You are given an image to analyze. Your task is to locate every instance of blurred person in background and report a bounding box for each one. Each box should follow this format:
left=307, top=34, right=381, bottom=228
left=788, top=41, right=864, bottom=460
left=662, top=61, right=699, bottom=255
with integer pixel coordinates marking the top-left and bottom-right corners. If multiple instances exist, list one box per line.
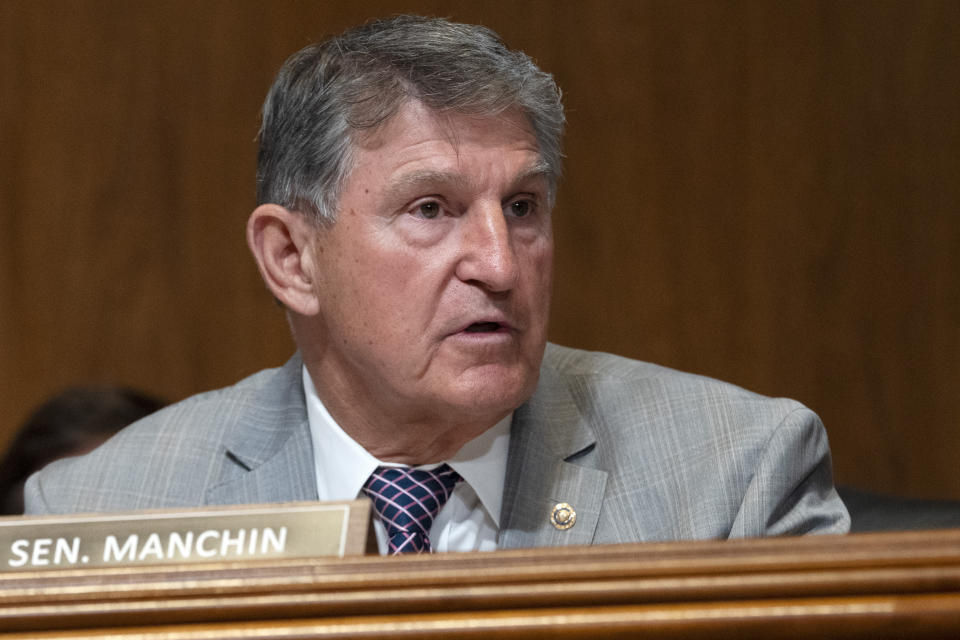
left=0, top=387, right=164, bottom=515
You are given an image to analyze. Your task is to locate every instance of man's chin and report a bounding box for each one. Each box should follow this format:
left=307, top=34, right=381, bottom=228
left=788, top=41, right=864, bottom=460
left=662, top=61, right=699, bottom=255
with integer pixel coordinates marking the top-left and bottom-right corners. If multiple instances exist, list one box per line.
left=440, top=364, right=539, bottom=417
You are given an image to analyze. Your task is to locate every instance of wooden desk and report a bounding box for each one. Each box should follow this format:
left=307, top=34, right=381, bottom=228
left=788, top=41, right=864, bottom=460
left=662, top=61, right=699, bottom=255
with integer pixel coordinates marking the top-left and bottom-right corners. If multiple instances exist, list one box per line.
left=2, top=529, right=959, bottom=638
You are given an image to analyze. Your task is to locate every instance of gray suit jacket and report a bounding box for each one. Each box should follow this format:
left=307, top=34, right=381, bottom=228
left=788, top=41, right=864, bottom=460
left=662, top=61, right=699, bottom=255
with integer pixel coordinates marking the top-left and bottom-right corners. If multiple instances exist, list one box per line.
left=24, top=344, right=850, bottom=545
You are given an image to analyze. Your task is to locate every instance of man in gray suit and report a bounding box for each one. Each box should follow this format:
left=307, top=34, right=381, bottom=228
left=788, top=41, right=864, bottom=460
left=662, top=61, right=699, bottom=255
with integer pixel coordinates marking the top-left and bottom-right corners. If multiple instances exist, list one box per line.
left=25, top=16, right=849, bottom=550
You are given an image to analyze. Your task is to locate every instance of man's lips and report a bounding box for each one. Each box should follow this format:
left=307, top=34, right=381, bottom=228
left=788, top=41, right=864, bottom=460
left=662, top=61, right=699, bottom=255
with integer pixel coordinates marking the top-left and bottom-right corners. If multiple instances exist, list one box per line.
left=463, top=321, right=506, bottom=333
left=450, top=318, right=516, bottom=336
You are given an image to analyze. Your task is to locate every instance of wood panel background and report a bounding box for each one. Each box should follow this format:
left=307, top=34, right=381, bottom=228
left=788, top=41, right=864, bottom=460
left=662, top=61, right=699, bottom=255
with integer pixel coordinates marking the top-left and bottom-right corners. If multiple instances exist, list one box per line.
left=1, top=1, right=958, bottom=499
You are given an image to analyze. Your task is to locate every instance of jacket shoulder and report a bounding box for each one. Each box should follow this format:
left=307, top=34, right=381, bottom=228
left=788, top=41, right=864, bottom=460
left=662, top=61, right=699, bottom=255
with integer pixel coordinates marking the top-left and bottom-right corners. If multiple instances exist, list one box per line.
left=537, top=344, right=845, bottom=540
left=24, top=362, right=290, bottom=515
left=542, top=342, right=803, bottom=417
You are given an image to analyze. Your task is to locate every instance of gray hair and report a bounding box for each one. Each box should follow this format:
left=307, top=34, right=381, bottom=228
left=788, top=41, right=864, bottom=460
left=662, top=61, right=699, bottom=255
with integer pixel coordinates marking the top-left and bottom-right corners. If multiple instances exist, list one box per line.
left=256, top=15, right=565, bottom=225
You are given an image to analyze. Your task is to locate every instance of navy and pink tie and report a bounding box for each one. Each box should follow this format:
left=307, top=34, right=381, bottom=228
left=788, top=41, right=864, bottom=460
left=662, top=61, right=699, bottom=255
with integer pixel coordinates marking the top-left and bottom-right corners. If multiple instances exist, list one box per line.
left=361, top=464, right=462, bottom=554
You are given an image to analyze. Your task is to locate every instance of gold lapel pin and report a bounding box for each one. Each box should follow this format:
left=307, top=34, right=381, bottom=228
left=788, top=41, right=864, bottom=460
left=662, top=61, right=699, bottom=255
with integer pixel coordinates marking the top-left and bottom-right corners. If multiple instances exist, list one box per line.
left=550, top=502, right=577, bottom=530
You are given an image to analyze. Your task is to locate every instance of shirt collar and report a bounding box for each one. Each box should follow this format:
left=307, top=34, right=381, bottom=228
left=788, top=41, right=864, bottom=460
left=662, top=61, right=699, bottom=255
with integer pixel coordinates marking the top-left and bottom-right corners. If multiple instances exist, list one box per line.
left=302, top=366, right=510, bottom=526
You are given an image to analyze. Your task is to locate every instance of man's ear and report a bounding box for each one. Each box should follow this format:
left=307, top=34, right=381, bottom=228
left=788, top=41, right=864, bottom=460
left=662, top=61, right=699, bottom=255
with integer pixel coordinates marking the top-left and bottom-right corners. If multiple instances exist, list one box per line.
left=246, top=204, right=321, bottom=316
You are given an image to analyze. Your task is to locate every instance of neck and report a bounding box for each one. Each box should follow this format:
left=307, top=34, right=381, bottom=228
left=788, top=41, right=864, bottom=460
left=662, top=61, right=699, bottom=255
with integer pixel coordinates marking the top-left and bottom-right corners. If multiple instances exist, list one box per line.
left=304, top=362, right=506, bottom=465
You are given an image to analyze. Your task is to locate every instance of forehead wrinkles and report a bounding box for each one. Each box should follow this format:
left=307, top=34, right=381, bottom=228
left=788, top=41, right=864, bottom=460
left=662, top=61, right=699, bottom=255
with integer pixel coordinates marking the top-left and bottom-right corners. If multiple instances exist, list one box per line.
left=351, top=102, right=547, bottom=201
left=356, top=100, right=537, bottom=155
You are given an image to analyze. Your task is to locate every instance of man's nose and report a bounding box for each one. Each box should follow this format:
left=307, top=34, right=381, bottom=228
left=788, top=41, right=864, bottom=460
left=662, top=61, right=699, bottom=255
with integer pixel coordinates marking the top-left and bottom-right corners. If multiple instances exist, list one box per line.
left=455, top=202, right=519, bottom=292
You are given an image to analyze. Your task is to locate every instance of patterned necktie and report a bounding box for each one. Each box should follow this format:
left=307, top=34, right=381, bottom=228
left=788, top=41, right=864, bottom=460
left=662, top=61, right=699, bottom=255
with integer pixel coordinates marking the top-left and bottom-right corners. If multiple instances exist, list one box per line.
left=361, top=464, right=462, bottom=554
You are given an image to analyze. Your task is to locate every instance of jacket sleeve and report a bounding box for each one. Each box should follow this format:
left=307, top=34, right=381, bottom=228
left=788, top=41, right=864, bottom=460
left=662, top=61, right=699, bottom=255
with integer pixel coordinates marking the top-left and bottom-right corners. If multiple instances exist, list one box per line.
left=729, top=406, right=850, bottom=537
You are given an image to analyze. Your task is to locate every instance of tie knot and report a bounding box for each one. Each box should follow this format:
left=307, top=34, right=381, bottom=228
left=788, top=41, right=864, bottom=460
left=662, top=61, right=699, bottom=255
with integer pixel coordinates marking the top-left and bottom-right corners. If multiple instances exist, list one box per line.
left=362, top=464, right=462, bottom=555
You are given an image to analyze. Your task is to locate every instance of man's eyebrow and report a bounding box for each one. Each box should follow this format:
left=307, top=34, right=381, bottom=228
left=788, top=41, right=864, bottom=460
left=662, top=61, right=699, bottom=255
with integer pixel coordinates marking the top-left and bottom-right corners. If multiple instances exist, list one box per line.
left=383, top=162, right=554, bottom=204
left=509, top=161, right=553, bottom=192
left=384, top=170, right=469, bottom=202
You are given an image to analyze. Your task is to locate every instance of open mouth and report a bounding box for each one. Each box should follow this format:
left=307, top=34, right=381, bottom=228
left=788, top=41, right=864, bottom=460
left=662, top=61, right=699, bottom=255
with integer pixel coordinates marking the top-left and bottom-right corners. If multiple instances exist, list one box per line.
left=464, top=322, right=503, bottom=333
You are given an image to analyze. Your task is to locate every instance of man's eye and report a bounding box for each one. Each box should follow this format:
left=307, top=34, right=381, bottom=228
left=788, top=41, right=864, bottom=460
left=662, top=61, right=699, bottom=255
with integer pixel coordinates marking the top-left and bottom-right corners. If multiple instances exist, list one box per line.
left=415, top=202, right=442, bottom=219
left=509, top=200, right=534, bottom=217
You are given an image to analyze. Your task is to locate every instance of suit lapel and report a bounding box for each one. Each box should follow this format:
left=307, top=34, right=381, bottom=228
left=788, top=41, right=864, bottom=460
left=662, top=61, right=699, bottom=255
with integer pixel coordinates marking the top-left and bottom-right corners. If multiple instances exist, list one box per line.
left=499, top=351, right=608, bottom=549
left=206, top=354, right=319, bottom=506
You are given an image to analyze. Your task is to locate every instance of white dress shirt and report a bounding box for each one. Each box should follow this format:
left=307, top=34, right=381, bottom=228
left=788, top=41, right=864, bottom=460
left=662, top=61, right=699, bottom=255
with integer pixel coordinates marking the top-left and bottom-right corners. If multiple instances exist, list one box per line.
left=302, top=367, right=509, bottom=554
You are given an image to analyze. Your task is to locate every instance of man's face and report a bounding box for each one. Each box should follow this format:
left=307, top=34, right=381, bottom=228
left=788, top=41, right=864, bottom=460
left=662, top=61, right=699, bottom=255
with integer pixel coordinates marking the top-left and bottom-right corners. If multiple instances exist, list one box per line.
left=303, top=100, right=553, bottom=437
